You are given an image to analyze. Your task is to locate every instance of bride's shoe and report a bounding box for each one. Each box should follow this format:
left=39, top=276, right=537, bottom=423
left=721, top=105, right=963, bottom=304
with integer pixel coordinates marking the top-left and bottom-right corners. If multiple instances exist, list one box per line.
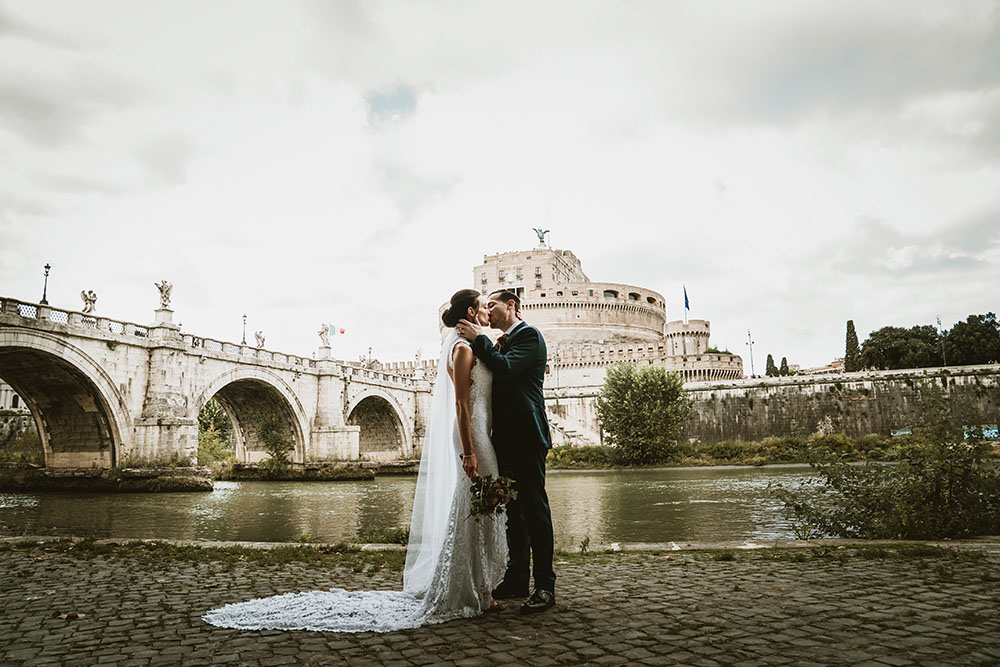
left=488, top=599, right=505, bottom=611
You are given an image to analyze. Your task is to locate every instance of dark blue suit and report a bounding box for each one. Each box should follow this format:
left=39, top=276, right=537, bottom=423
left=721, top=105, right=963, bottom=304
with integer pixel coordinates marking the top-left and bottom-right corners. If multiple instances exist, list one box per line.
left=472, top=321, right=555, bottom=592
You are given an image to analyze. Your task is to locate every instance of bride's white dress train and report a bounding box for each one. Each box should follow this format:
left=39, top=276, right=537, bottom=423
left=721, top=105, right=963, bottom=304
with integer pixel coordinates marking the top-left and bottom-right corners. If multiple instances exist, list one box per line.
left=202, top=331, right=506, bottom=632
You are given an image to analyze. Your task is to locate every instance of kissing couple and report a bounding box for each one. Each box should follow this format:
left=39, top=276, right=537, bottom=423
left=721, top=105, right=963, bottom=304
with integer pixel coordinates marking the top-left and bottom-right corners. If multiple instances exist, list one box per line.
left=203, top=288, right=556, bottom=632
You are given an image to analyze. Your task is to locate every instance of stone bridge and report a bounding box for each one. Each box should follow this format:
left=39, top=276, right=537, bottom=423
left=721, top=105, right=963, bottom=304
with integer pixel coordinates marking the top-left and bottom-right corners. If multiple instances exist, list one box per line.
left=0, top=296, right=432, bottom=468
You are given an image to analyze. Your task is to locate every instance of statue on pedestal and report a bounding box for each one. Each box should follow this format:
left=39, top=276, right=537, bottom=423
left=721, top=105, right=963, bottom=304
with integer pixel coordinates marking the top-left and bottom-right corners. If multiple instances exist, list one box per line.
left=318, top=323, right=330, bottom=347
left=154, top=280, right=172, bottom=309
left=532, top=228, right=550, bottom=248
left=80, top=290, right=97, bottom=314
left=254, top=331, right=265, bottom=349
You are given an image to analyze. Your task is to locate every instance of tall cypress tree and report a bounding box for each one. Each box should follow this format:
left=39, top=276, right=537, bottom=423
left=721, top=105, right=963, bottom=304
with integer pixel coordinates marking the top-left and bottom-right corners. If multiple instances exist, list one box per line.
left=779, top=357, right=790, bottom=376
left=766, top=354, right=777, bottom=377
left=845, top=320, right=861, bottom=372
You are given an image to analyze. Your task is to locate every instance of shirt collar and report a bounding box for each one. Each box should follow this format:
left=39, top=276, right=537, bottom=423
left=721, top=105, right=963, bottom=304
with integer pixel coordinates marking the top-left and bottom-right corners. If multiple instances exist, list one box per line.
left=505, top=320, right=524, bottom=336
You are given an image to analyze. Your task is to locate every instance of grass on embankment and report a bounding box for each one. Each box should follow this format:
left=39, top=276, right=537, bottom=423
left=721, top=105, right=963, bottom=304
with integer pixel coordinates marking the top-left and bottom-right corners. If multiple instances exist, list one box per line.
left=546, top=434, right=1000, bottom=470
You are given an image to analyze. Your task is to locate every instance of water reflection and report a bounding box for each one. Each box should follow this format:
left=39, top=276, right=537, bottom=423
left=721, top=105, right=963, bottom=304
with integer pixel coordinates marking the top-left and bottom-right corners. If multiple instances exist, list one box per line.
left=0, top=466, right=814, bottom=546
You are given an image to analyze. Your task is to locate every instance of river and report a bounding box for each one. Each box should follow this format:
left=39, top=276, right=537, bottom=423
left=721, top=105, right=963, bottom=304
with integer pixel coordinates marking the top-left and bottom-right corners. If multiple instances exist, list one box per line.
left=0, top=465, right=814, bottom=547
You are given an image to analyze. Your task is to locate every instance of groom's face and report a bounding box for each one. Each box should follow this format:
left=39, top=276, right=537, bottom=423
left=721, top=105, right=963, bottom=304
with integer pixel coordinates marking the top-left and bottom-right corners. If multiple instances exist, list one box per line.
left=487, top=296, right=516, bottom=331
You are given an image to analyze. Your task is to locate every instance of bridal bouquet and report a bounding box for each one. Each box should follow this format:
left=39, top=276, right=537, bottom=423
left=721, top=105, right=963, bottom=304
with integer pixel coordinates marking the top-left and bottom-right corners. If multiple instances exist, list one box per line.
left=469, top=474, right=518, bottom=520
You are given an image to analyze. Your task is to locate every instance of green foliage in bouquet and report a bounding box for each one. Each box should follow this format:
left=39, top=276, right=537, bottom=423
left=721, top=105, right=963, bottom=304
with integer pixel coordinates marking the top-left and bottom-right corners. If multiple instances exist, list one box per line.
left=469, top=474, right=518, bottom=520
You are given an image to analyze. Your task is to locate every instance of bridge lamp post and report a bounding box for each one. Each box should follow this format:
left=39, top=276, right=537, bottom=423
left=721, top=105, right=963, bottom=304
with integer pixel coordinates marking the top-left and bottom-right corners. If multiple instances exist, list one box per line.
left=40, top=263, right=51, bottom=305
left=745, top=329, right=756, bottom=378
left=241, top=314, right=247, bottom=345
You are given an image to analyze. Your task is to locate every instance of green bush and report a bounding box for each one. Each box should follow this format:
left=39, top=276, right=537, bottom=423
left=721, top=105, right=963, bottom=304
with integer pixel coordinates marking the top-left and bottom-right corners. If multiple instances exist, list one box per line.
left=197, top=424, right=237, bottom=472
left=595, top=362, right=692, bottom=465
left=775, top=392, right=1000, bottom=539
left=0, top=429, right=44, bottom=465
left=257, top=418, right=294, bottom=477
left=546, top=445, right=617, bottom=468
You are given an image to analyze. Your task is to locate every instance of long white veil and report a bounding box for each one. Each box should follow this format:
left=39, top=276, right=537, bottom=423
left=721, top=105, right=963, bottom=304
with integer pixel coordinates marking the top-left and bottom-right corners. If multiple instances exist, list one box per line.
left=403, top=329, right=462, bottom=596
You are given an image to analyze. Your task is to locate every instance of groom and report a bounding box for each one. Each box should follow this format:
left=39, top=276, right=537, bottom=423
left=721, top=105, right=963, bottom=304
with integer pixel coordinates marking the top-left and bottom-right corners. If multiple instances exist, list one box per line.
left=457, top=290, right=556, bottom=614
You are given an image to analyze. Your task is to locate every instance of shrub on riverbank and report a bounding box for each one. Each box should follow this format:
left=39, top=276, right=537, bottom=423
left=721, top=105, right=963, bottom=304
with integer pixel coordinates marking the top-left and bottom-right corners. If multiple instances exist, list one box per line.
left=197, top=424, right=237, bottom=474
left=595, top=363, right=692, bottom=465
left=775, top=392, right=1000, bottom=539
left=545, top=432, right=911, bottom=469
left=0, top=430, right=44, bottom=465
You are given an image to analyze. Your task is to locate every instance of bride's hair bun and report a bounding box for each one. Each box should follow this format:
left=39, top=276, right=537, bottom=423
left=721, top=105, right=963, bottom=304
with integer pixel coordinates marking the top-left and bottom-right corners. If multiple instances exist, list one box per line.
left=442, top=289, right=481, bottom=328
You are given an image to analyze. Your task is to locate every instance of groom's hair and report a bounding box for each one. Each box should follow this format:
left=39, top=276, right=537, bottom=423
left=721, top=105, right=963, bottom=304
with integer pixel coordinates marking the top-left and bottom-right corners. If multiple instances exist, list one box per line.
left=489, top=290, right=521, bottom=314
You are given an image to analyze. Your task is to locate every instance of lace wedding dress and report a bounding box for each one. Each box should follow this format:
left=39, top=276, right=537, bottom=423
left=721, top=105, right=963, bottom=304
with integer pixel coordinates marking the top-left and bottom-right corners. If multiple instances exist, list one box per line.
left=202, top=331, right=506, bottom=632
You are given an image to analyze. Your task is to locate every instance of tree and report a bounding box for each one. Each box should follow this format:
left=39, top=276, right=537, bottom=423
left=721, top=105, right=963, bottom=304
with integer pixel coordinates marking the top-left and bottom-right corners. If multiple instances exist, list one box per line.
left=844, top=320, right=861, bottom=372
left=595, top=362, right=692, bottom=465
left=257, top=418, right=294, bottom=476
left=779, top=357, right=790, bottom=376
left=944, top=313, right=1000, bottom=366
left=199, top=398, right=233, bottom=442
left=765, top=354, right=778, bottom=377
left=860, top=325, right=942, bottom=370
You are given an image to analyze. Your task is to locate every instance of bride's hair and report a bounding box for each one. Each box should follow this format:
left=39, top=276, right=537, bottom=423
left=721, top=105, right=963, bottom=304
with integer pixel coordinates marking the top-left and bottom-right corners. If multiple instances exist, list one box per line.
left=441, top=289, right=481, bottom=328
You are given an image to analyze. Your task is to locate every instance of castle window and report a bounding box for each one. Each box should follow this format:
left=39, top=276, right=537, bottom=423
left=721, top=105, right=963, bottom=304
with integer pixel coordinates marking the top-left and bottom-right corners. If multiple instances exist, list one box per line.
left=647, top=296, right=656, bottom=304
left=498, top=270, right=505, bottom=281
left=535, top=267, right=542, bottom=277
left=572, top=291, right=578, bottom=296
left=629, top=292, right=640, bottom=301
left=589, top=289, right=594, bottom=297
left=481, top=272, right=487, bottom=283
left=516, top=269, right=523, bottom=280
left=603, top=290, right=618, bottom=298
left=11, top=395, right=19, bottom=409
left=535, top=279, right=542, bottom=288
left=540, top=293, right=546, bottom=297
left=556, top=291, right=563, bottom=296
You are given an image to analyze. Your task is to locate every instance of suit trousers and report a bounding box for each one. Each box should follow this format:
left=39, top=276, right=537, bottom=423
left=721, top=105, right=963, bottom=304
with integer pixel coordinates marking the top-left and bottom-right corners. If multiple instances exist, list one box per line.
left=498, top=445, right=556, bottom=592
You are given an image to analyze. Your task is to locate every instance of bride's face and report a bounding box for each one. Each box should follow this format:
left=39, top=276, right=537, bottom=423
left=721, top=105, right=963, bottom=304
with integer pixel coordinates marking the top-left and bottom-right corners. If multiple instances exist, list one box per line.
left=469, top=297, right=489, bottom=326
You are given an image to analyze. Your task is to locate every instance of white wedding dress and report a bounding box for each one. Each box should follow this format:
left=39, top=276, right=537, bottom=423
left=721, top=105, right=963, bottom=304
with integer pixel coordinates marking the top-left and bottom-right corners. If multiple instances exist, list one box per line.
left=202, top=331, right=506, bottom=632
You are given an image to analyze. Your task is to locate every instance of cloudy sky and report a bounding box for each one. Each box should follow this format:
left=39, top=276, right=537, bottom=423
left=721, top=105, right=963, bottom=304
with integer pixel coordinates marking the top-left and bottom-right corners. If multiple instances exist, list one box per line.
left=1, top=1, right=997, bottom=371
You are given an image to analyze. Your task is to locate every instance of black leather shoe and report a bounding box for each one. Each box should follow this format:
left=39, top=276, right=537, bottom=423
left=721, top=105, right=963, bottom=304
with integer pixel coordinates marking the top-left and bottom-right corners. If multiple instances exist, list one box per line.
left=520, top=589, right=555, bottom=614
left=492, top=581, right=529, bottom=600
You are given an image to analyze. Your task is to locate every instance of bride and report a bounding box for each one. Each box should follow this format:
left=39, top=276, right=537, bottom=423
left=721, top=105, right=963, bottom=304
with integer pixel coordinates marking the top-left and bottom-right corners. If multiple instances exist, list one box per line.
left=203, top=289, right=506, bottom=632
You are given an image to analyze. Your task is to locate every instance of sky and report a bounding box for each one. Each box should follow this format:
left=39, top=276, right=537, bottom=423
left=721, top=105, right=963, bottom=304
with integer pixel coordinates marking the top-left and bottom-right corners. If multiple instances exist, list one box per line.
left=1, top=1, right=998, bottom=371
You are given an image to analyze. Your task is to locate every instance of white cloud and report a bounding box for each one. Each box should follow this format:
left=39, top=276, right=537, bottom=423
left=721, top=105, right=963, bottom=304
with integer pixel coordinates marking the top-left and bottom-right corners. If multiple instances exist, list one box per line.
left=1, top=0, right=998, bottom=370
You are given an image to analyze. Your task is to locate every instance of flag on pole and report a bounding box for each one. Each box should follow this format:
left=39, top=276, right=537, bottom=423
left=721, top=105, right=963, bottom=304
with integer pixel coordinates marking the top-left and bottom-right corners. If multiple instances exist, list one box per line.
left=328, top=325, right=346, bottom=336
left=684, top=286, right=690, bottom=311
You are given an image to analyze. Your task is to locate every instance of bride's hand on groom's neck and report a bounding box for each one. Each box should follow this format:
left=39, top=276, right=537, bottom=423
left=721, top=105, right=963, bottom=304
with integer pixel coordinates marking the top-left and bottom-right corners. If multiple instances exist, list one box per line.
left=456, top=319, right=481, bottom=341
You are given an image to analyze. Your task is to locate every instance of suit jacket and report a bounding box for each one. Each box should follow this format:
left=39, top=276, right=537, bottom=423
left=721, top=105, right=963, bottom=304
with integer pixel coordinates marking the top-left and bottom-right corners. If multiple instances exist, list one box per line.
left=472, top=321, right=552, bottom=453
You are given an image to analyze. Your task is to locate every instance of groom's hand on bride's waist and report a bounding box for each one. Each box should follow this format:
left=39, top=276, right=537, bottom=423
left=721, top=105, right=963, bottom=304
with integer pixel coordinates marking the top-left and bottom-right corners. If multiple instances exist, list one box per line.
left=456, top=319, right=482, bottom=341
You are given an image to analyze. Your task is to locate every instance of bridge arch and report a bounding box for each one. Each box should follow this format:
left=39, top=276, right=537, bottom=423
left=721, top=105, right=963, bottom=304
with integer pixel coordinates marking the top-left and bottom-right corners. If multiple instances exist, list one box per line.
left=0, top=328, right=131, bottom=467
left=346, top=389, right=411, bottom=460
left=194, top=368, right=309, bottom=465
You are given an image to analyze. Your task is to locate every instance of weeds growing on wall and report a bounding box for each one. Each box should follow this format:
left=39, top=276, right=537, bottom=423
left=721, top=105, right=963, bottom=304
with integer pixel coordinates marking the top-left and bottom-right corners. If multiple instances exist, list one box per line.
left=773, top=390, right=1000, bottom=539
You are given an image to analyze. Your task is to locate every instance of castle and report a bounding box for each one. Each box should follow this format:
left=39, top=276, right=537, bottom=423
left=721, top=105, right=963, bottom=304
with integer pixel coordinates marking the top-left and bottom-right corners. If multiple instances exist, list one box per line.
left=387, top=237, right=743, bottom=392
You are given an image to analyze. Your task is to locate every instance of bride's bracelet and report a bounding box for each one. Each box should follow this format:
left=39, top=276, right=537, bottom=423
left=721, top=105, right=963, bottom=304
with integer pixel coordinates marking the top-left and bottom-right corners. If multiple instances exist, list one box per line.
left=461, top=453, right=475, bottom=459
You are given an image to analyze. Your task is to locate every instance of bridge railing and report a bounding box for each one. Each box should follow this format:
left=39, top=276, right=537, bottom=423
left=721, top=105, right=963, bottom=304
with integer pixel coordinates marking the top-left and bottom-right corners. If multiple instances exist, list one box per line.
left=1, top=296, right=150, bottom=338
left=183, top=334, right=316, bottom=368
left=346, top=366, right=416, bottom=387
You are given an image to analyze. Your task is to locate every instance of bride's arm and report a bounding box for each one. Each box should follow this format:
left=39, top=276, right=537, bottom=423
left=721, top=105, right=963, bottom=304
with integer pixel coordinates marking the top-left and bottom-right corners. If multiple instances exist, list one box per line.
left=452, top=343, right=478, bottom=480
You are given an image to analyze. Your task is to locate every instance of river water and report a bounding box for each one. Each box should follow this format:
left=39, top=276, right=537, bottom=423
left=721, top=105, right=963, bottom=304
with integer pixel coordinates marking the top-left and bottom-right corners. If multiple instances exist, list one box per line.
left=0, top=466, right=814, bottom=547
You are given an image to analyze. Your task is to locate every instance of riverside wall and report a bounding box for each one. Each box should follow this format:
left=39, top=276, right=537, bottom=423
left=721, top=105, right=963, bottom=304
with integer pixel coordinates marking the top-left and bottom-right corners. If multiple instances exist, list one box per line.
left=544, top=364, right=1000, bottom=445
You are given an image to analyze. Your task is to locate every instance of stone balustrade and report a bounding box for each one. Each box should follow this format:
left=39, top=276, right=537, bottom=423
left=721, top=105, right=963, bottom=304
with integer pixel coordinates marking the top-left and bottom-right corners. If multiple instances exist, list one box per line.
left=1, top=296, right=149, bottom=338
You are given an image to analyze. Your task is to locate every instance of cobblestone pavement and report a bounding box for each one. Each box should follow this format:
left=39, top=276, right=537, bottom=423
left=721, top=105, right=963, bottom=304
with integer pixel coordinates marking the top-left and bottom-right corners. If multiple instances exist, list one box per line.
left=2, top=540, right=999, bottom=666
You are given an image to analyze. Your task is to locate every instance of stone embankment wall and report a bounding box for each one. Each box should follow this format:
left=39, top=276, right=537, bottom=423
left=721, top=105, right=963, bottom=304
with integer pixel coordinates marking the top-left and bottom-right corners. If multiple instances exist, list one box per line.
left=544, top=364, right=1000, bottom=445
left=684, top=364, right=1000, bottom=442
